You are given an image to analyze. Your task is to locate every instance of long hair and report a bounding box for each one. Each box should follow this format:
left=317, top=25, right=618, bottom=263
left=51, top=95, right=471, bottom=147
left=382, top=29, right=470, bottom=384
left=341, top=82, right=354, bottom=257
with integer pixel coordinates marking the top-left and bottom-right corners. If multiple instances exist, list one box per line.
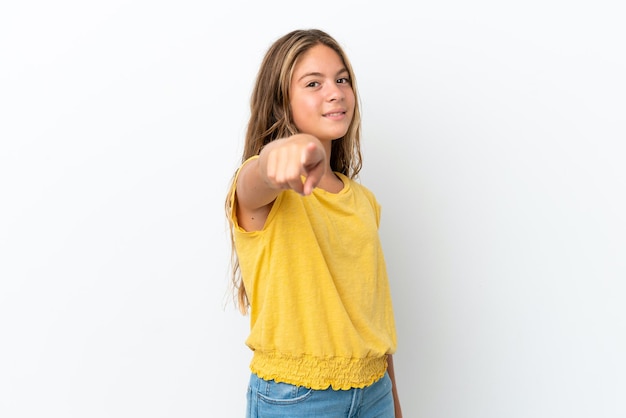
left=226, top=29, right=363, bottom=314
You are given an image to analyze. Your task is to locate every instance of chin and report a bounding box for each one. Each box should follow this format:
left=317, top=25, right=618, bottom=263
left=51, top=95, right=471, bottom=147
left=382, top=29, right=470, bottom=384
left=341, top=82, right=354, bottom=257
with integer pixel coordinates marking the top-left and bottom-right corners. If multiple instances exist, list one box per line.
left=326, top=129, right=350, bottom=141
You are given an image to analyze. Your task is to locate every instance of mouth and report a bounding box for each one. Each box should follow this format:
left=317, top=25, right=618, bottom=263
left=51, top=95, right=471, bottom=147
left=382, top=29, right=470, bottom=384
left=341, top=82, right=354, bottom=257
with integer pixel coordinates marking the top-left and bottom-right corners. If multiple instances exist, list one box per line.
left=323, top=110, right=347, bottom=118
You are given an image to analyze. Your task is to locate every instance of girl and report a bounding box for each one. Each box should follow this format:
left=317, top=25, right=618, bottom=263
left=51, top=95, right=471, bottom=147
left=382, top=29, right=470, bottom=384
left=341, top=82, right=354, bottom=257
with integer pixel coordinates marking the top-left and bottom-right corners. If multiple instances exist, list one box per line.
left=226, top=29, right=402, bottom=417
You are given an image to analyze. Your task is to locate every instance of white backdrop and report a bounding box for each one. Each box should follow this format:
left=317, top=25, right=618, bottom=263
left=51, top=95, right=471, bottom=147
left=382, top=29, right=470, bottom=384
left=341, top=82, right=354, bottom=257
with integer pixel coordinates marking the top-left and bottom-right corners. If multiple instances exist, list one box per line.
left=1, top=1, right=624, bottom=417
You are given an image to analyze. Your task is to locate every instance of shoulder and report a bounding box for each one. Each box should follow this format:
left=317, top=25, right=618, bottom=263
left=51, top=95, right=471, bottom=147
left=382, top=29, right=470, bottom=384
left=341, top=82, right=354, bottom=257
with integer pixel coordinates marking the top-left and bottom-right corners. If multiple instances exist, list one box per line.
left=340, top=174, right=378, bottom=202
left=338, top=174, right=382, bottom=221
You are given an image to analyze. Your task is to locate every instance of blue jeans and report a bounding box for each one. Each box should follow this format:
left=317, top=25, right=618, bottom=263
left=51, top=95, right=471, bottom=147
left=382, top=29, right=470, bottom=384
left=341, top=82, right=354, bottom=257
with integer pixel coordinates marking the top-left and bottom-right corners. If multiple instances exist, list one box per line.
left=246, top=372, right=394, bottom=418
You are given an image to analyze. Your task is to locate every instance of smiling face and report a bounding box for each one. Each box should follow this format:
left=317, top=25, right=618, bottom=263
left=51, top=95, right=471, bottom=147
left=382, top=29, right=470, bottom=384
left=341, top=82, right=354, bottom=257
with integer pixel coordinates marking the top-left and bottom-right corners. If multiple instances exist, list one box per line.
left=289, top=44, right=355, bottom=143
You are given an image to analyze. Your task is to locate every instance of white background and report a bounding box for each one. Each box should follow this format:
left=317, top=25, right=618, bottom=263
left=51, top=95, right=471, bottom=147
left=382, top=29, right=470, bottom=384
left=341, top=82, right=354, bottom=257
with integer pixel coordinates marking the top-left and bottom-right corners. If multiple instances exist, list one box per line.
left=1, top=1, right=625, bottom=417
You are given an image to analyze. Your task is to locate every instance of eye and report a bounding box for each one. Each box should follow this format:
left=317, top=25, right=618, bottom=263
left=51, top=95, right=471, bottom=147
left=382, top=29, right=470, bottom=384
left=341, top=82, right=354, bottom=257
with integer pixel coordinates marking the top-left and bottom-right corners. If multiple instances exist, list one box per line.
left=337, top=77, right=350, bottom=84
left=306, top=81, right=320, bottom=88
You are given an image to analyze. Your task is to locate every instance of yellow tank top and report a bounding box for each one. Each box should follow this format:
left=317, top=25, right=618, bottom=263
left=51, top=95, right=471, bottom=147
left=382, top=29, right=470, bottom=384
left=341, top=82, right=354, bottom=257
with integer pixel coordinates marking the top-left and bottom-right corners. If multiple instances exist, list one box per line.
left=229, top=156, right=397, bottom=390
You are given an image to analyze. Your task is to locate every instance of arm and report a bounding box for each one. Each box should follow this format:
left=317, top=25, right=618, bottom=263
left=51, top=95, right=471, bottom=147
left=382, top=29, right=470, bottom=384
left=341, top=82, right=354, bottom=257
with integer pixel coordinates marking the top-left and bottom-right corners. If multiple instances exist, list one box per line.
left=387, top=355, right=403, bottom=418
left=235, top=134, right=326, bottom=231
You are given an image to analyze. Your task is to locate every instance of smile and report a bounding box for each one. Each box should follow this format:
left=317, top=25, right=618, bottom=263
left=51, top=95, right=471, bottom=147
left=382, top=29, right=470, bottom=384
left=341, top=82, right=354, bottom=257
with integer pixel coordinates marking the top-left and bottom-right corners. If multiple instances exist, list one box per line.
left=323, top=110, right=346, bottom=117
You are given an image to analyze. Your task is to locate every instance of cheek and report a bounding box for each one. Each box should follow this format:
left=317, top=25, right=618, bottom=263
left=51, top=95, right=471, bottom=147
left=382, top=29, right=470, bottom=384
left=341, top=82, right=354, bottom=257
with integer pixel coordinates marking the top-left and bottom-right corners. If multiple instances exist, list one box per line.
left=347, top=90, right=356, bottom=107
left=290, top=98, right=315, bottom=125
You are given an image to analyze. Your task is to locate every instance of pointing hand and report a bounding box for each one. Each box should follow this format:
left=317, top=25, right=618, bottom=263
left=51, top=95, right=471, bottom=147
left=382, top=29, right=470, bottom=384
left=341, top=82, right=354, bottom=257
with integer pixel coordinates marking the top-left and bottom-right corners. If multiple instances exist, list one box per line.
left=261, top=134, right=327, bottom=195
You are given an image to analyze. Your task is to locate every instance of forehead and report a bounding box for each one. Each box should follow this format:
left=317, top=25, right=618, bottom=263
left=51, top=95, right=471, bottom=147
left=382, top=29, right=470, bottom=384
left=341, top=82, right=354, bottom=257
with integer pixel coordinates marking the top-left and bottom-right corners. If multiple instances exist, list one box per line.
left=292, top=44, right=346, bottom=76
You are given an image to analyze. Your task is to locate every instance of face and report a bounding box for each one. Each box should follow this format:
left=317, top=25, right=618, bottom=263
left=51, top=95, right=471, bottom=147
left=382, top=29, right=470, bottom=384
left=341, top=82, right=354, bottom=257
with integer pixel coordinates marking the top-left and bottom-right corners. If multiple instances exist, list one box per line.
left=289, top=44, right=355, bottom=142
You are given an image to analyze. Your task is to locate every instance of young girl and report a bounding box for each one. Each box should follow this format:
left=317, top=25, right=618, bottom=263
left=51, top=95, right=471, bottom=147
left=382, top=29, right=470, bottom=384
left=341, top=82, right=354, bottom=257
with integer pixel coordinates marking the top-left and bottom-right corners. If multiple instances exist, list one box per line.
left=226, top=29, right=402, bottom=418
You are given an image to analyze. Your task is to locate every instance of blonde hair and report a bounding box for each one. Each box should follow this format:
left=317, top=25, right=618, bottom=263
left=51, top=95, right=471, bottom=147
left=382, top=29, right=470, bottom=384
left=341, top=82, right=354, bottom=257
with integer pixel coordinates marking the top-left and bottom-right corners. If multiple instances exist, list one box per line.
left=226, top=29, right=363, bottom=313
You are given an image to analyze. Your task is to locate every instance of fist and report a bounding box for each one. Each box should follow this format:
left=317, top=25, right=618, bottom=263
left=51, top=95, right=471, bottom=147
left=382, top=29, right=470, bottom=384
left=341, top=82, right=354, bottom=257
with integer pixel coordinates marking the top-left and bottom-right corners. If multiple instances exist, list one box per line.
left=261, top=134, right=327, bottom=195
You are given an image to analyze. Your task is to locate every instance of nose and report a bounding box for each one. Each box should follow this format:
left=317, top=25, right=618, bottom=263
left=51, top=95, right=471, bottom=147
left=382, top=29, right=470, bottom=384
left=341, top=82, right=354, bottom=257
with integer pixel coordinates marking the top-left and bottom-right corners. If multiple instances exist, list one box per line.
left=326, top=82, right=344, bottom=102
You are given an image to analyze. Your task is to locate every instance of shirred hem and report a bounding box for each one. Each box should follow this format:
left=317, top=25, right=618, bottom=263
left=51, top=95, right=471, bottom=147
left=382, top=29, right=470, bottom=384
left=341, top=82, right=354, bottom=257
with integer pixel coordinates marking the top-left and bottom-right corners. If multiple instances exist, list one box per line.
left=250, top=350, right=388, bottom=391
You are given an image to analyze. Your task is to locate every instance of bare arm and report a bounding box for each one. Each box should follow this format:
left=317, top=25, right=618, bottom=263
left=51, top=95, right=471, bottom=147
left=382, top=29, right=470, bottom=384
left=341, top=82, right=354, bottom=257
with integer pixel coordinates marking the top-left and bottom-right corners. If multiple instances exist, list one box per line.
left=236, top=134, right=326, bottom=231
left=387, top=355, right=403, bottom=418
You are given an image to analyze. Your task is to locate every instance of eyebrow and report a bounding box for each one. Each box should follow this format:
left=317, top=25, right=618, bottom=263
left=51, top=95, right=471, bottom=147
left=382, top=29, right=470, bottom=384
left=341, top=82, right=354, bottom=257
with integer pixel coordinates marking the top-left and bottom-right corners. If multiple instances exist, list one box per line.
left=297, top=68, right=349, bottom=82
